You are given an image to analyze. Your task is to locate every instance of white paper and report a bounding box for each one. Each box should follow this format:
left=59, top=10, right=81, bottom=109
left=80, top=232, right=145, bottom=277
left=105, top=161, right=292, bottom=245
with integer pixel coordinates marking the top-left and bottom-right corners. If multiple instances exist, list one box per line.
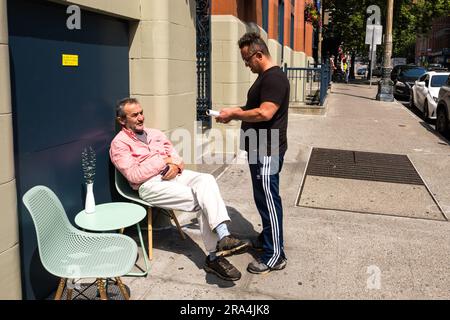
left=206, top=110, right=220, bottom=117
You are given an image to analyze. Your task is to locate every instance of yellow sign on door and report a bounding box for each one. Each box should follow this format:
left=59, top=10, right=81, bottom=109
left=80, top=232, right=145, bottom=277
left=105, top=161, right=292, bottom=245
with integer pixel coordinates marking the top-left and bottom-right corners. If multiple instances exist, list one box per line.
left=62, top=54, right=79, bottom=67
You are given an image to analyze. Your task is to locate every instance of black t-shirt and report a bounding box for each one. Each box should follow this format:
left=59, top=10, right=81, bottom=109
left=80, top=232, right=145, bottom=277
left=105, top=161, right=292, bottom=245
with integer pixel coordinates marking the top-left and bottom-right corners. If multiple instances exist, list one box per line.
left=240, top=66, right=290, bottom=157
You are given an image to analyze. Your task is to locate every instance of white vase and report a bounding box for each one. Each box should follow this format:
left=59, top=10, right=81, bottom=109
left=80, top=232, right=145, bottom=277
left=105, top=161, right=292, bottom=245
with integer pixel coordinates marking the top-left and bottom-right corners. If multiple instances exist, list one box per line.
left=85, top=182, right=96, bottom=214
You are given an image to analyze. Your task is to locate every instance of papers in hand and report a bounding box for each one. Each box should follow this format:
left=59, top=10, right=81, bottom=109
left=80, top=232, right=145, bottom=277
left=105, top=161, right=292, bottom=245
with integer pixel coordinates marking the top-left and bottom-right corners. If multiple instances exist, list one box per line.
left=206, top=110, right=220, bottom=117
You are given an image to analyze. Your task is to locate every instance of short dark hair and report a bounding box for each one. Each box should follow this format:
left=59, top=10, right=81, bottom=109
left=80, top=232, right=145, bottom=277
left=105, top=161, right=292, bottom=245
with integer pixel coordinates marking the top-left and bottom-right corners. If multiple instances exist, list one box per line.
left=238, top=32, right=270, bottom=56
left=116, top=97, right=139, bottom=118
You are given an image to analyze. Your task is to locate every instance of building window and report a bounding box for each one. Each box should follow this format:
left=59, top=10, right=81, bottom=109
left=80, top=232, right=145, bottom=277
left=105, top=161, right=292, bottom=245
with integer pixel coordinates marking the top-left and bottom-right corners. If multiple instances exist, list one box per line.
left=278, top=0, right=284, bottom=45
left=262, top=0, right=269, bottom=32
left=290, top=13, right=294, bottom=48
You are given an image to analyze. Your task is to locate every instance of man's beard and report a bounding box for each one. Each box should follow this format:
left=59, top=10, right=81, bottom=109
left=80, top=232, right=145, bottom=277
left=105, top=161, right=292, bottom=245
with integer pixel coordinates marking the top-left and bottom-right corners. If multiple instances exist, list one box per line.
left=134, top=124, right=144, bottom=134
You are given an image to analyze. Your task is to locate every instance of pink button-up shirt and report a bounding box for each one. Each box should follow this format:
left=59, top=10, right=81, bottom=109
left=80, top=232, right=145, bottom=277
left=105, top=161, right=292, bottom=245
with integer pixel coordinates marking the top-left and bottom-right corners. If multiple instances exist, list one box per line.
left=110, top=127, right=183, bottom=190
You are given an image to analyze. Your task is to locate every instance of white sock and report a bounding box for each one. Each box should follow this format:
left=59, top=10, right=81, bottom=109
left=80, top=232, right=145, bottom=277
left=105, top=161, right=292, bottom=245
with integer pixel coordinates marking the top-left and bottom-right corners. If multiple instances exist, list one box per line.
left=214, top=223, right=231, bottom=240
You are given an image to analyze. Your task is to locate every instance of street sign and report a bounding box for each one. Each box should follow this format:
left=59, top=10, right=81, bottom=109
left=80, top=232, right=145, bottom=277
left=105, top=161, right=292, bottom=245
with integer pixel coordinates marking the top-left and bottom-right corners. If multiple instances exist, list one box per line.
left=365, top=25, right=383, bottom=45
left=366, top=5, right=381, bottom=25
left=365, top=5, right=383, bottom=88
left=370, top=47, right=376, bottom=62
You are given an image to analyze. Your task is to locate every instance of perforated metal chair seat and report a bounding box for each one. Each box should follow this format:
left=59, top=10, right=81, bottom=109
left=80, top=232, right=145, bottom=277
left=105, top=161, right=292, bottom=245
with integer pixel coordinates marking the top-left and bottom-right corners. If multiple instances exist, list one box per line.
left=23, top=186, right=138, bottom=280
left=41, top=231, right=137, bottom=279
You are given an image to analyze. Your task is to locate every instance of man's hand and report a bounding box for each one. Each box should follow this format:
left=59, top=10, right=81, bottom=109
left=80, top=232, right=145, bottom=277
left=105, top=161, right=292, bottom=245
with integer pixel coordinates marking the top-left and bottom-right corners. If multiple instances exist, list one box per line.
left=216, top=108, right=235, bottom=124
left=162, top=163, right=179, bottom=180
left=177, top=161, right=185, bottom=172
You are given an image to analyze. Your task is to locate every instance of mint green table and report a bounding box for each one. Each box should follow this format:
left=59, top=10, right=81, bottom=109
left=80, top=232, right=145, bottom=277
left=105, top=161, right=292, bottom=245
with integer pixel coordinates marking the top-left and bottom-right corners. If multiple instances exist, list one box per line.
left=75, top=202, right=149, bottom=277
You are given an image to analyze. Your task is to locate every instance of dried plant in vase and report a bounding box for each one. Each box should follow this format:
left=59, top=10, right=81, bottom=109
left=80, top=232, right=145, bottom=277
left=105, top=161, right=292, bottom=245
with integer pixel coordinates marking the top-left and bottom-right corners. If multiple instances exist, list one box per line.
left=81, top=147, right=96, bottom=213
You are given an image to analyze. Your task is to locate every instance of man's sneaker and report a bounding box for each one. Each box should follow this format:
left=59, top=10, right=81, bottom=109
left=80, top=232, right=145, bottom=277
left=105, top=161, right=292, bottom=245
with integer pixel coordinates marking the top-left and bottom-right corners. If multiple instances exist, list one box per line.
left=204, top=256, right=241, bottom=281
left=216, top=235, right=251, bottom=257
left=247, top=257, right=287, bottom=275
left=251, top=233, right=264, bottom=251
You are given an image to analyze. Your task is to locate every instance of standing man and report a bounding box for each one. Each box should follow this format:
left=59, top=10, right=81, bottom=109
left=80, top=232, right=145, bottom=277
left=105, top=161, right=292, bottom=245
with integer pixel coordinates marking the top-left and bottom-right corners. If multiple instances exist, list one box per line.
left=216, top=32, right=289, bottom=274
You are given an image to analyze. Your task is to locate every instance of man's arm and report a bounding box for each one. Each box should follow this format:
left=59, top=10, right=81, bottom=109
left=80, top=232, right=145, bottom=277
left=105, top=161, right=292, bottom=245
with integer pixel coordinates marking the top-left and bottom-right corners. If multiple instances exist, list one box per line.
left=216, top=102, right=279, bottom=124
left=110, top=140, right=166, bottom=185
left=152, top=129, right=185, bottom=174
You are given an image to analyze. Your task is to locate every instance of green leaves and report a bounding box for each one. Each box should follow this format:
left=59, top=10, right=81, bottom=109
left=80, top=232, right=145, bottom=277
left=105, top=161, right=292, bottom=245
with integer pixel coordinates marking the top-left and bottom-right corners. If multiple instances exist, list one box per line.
left=323, top=0, right=450, bottom=59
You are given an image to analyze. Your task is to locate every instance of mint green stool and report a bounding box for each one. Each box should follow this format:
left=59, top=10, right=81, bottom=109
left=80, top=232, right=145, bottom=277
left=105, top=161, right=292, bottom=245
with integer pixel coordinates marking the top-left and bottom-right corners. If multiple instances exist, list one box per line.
left=75, top=202, right=150, bottom=277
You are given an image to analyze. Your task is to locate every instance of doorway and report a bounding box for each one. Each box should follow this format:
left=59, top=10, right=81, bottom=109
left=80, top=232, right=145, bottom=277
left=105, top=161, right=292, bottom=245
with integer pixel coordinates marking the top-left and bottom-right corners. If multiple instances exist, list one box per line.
left=8, top=0, right=130, bottom=299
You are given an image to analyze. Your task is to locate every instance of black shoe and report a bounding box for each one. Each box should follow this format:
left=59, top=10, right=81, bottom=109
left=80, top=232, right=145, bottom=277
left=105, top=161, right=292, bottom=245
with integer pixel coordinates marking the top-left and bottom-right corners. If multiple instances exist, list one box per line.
left=251, top=233, right=264, bottom=251
left=204, top=256, right=241, bottom=281
left=216, top=235, right=251, bottom=257
left=247, top=257, right=287, bottom=275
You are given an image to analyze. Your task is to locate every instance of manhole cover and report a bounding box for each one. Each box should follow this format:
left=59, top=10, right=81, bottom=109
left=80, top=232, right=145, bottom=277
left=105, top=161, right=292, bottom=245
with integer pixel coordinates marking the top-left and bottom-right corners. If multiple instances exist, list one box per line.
left=297, top=148, right=447, bottom=220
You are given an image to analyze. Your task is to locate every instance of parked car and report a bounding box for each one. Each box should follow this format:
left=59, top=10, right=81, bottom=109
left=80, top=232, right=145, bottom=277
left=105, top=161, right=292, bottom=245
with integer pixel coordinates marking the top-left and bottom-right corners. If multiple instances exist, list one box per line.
left=391, top=64, right=417, bottom=82
left=427, top=63, right=448, bottom=71
left=372, top=66, right=382, bottom=77
left=411, top=71, right=450, bottom=120
left=436, top=75, right=450, bottom=136
left=392, top=65, right=426, bottom=101
left=357, top=67, right=367, bottom=75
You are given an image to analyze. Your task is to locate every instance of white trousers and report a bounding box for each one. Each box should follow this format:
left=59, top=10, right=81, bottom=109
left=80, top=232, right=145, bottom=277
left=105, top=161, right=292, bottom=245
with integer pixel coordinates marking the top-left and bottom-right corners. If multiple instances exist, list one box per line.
left=138, top=170, right=230, bottom=252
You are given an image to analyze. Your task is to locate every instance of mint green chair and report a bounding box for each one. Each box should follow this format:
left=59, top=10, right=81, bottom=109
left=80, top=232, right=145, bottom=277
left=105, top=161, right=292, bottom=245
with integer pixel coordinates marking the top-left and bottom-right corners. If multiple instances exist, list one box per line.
left=22, top=185, right=138, bottom=300
left=114, top=169, right=186, bottom=261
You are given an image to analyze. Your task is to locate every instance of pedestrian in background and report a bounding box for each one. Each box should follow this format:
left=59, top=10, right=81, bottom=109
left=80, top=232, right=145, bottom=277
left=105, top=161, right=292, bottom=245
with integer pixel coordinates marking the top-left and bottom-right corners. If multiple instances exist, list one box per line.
left=330, top=55, right=337, bottom=82
left=216, top=32, right=289, bottom=274
left=342, top=52, right=351, bottom=83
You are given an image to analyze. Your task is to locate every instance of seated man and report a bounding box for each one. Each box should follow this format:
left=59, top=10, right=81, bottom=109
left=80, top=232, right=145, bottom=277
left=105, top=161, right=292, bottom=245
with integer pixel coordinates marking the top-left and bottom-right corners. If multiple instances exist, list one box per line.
left=110, top=97, right=250, bottom=281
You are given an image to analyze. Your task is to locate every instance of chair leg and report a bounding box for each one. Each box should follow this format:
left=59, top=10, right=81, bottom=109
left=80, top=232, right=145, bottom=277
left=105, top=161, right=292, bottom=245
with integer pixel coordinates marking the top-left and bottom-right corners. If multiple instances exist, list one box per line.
left=115, top=277, right=130, bottom=300
left=54, top=278, right=66, bottom=300
left=169, top=210, right=187, bottom=240
left=66, top=278, right=77, bottom=300
left=96, top=278, right=108, bottom=300
left=66, top=288, right=73, bottom=300
left=147, top=207, right=153, bottom=260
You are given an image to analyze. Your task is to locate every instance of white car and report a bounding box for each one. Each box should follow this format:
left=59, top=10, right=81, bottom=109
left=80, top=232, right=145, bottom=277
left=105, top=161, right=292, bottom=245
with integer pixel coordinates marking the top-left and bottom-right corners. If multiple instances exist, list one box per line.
left=411, top=71, right=450, bottom=120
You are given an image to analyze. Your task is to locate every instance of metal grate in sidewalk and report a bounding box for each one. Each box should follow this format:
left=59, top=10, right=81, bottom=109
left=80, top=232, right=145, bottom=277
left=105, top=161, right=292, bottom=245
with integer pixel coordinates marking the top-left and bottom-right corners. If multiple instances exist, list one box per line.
left=306, top=148, right=424, bottom=185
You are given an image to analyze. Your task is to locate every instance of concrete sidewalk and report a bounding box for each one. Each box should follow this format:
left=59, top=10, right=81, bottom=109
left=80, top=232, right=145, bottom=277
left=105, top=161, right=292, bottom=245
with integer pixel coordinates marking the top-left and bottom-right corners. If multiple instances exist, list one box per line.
left=123, top=82, right=450, bottom=300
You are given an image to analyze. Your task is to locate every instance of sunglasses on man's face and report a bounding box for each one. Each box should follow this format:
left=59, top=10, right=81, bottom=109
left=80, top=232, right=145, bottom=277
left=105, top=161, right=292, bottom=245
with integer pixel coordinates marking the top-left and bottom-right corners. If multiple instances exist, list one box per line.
left=242, top=51, right=260, bottom=63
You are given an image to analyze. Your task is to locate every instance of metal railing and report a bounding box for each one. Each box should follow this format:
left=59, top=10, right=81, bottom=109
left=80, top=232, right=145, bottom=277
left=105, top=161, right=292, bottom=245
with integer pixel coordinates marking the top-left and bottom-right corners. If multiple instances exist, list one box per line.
left=284, top=63, right=330, bottom=106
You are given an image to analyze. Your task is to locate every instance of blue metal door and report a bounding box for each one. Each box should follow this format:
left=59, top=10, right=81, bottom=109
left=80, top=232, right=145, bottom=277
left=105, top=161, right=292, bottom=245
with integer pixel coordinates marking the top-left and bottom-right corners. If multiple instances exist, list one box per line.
left=8, top=0, right=129, bottom=299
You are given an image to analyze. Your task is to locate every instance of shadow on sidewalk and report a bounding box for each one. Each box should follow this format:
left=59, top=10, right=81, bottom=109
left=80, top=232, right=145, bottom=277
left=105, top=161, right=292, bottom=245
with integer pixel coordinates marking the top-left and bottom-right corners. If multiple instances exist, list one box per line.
left=332, top=90, right=376, bottom=101
left=397, top=100, right=450, bottom=145
left=125, top=205, right=260, bottom=288
left=346, top=78, right=381, bottom=86
left=226, top=206, right=260, bottom=239
left=419, top=122, right=450, bottom=145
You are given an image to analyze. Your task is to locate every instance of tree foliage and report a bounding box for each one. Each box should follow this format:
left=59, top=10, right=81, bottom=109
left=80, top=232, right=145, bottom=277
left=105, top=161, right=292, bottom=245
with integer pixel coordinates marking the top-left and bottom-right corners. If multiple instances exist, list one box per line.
left=322, top=0, right=450, bottom=61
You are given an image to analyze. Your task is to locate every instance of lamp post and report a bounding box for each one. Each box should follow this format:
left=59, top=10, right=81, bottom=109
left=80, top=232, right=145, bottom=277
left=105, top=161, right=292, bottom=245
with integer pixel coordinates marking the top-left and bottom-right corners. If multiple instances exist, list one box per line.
left=318, top=0, right=323, bottom=63
left=376, top=0, right=394, bottom=101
